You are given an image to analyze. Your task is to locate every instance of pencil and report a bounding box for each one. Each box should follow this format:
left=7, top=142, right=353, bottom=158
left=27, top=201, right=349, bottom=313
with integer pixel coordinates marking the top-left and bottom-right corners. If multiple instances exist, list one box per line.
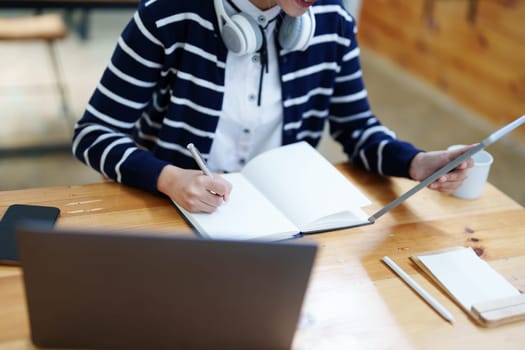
left=382, top=256, right=455, bottom=323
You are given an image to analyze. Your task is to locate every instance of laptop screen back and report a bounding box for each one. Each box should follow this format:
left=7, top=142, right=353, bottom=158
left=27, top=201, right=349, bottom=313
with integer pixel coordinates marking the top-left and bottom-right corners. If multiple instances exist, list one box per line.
left=17, top=227, right=317, bottom=350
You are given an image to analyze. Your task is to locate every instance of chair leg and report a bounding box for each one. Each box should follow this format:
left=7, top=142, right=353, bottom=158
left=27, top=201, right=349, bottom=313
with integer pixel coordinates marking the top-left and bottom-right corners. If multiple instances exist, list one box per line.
left=46, top=40, right=75, bottom=130
left=79, top=9, right=91, bottom=40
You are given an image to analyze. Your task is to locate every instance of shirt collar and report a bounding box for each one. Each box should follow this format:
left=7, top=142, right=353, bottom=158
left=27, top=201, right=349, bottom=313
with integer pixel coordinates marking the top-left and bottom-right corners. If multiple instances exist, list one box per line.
left=228, top=0, right=282, bottom=28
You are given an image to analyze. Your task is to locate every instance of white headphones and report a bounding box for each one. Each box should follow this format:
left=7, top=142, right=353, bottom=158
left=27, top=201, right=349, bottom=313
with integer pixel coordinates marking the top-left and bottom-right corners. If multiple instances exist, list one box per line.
left=214, top=0, right=316, bottom=55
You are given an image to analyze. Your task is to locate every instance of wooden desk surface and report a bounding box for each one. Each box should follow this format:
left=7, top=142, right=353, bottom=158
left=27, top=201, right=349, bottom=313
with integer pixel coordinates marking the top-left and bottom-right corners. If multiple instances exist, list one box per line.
left=1, top=164, right=524, bottom=349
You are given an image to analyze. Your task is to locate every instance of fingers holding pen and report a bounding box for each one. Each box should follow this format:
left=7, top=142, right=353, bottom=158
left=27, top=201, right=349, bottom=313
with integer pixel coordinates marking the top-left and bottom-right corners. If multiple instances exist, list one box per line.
left=184, top=143, right=232, bottom=211
left=157, top=165, right=232, bottom=213
left=185, top=172, right=232, bottom=213
left=197, top=173, right=232, bottom=201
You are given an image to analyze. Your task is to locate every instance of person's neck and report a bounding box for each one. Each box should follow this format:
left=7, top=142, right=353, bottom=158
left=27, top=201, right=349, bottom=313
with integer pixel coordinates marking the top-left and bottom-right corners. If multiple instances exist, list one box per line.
left=249, top=0, right=277, bottom=10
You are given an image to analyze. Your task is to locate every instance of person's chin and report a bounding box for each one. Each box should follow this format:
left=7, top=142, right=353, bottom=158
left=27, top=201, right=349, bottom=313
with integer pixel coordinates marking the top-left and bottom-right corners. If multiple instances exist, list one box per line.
left=283, top=0, right=315, bottom=16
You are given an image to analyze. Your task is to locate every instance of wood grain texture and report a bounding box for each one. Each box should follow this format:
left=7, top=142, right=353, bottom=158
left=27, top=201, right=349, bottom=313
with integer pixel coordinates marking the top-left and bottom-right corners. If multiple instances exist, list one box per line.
left=0, top=165, right=524, bottom=349
left=358, top=0, right=525, bottom=140
left=0, top=14, right=67, bottom=41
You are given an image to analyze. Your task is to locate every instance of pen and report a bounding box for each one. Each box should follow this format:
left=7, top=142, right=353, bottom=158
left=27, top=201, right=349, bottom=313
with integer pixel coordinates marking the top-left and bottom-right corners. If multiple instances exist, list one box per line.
left=187, top=143, right=213, bottom=178
left=187, top=143, right=223, bottom=198
left=382, top=256, right=455, bottom=323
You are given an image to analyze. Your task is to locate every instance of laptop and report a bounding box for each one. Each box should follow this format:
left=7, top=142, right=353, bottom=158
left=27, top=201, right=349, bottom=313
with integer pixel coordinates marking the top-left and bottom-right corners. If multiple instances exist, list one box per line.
left=17, top=226, right=317, bottom=350
left=367, top=114, right=525, bottom=223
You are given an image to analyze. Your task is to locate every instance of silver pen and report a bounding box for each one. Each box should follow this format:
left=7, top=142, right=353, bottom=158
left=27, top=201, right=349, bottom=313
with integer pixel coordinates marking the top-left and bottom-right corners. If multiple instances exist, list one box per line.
left=187, top=143, right=213, bottom=178
left=383, top=256, right=455, bottom=323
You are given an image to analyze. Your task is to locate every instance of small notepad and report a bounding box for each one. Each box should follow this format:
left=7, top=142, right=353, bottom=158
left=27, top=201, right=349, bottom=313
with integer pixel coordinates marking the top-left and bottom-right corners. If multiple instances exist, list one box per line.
left=411, top=247, right=525, bottom=327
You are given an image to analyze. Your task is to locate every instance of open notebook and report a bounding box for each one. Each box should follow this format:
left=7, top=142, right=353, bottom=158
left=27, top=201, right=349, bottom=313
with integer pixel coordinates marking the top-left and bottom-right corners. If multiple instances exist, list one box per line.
left=174, top=141, right=371, bottom=241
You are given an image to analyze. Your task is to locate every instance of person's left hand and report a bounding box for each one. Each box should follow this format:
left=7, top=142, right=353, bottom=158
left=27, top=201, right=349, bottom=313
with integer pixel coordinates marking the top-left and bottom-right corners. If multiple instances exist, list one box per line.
left=409, top=145, right=476, bottom=194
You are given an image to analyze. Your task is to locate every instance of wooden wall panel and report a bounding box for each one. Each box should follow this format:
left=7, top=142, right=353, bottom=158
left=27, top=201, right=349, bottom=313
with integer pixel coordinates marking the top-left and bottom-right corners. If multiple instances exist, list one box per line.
left=357, top=0, right=525, bottom=140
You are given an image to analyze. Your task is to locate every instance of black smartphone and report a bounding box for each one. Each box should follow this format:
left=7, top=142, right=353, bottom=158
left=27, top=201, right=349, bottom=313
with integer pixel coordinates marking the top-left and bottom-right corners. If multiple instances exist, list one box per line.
left=0, top=204, right=60, bottom=265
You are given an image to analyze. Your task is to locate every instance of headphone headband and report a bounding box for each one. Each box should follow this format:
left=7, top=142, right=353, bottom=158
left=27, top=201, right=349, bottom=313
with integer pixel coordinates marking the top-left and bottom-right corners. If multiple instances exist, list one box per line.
left=214, top=0, right=315, bottom=55
left=213, top=0, right=233, bottom=34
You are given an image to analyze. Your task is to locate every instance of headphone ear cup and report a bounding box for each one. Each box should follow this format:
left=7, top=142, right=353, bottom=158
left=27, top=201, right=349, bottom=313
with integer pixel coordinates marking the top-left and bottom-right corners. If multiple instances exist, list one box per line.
left=278, top=9, right=315, bottom=51
left=221, top=12, right=263, bottom=55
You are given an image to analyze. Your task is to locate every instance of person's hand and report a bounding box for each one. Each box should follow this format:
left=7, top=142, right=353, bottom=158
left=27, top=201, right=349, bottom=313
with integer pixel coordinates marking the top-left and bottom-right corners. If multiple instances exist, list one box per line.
left=409, top=145, right=476, bottom=194
left=157, top=165, right=232, bottom=213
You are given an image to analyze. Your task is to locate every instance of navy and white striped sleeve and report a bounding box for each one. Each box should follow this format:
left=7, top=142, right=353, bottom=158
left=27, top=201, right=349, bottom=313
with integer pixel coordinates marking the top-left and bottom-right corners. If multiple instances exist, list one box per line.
left=329, top=11, right=421, bottom=178
left=72, top=2, right=170, bottom=192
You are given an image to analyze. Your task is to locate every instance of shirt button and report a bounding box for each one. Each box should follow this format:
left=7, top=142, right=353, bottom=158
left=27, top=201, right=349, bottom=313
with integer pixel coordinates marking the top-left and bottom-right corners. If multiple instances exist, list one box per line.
left=248, top=94, right=256, bottom=102
left=252, top=55, right=260, bottom=63
left=239, top=158, right=246, bottom=165
left=257, top=15, right=266, bottom=25
left=243, top=128, right=250, bottom=134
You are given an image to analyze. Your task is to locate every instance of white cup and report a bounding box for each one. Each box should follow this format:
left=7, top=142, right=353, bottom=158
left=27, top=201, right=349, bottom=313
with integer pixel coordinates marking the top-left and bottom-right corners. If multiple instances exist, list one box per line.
left=447, top=145, right=493, bottom=199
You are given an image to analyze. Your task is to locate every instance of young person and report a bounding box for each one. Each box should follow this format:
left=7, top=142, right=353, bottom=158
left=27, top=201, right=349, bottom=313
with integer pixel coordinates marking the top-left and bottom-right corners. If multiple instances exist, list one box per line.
left=72, top=0, right=473, bottom=213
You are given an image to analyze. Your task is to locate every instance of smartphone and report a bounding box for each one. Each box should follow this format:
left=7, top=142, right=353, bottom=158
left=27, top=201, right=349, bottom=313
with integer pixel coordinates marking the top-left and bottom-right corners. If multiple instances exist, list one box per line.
left=0, top=204, right=60, bottom=265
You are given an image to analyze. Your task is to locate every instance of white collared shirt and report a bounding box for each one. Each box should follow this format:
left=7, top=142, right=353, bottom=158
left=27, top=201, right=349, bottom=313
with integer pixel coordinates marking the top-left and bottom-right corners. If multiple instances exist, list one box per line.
left=207, top=0, right=283, bottom=172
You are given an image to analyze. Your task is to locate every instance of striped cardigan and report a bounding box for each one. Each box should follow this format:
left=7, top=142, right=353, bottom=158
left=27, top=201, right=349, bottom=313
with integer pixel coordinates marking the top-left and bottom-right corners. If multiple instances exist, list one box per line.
left=72, top=0, right=421, bottom=193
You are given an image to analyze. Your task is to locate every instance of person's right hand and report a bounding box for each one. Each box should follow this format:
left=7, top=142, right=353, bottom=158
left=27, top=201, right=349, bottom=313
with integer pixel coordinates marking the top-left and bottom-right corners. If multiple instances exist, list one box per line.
left=157, top=165, right=232, bottom=213
left=408, top=145, right=475, bottom=194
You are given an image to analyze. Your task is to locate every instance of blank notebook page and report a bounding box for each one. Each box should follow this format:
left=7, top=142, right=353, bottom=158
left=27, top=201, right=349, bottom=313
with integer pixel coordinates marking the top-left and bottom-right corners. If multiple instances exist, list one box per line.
left=417, top=247, right=521, bottom=311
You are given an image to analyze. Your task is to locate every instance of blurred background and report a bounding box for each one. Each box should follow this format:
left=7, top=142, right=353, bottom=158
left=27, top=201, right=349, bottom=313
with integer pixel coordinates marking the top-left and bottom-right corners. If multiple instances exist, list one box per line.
left=1, top=0, right=524, bottom=206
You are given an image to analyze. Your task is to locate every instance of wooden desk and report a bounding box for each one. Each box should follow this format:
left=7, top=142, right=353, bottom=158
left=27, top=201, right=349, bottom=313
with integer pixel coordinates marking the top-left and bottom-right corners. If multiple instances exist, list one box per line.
left=1, top=164, right=524, bottom=349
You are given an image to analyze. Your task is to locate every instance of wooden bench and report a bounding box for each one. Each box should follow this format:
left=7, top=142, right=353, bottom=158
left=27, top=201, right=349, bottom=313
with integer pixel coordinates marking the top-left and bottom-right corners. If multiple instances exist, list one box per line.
left=0, top=13, right=67, bottom=40
left=0, top=1, right=139, bottom=39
